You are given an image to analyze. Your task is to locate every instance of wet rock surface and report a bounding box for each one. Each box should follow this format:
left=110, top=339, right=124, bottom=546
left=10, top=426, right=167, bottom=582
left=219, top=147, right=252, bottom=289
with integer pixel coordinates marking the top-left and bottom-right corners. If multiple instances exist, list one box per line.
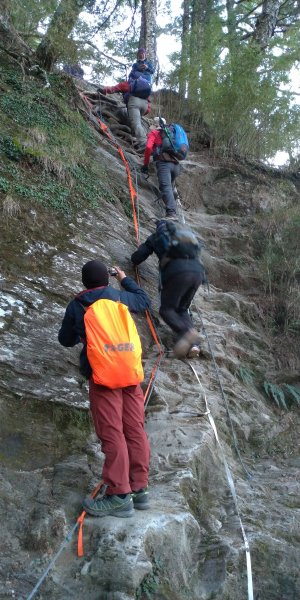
left=0, top=87, right=299, bottom=600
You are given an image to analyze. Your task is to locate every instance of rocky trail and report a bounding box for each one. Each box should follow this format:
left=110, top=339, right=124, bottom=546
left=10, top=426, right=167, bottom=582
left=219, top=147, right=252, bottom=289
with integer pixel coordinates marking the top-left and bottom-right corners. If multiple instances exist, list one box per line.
left=0, top=80, right=299, bottom=600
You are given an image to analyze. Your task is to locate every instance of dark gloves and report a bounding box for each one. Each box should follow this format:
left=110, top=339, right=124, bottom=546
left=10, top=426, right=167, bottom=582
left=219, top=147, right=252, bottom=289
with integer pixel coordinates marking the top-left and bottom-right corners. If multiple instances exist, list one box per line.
left=141, top=165, right=149, bottom=175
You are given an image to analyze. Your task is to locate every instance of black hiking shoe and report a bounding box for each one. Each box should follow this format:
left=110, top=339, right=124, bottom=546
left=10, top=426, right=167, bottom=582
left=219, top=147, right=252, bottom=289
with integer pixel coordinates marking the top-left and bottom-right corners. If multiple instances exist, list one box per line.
left=132, top=487, right=150, bottom=510
left=83, top=493, right=134, bottom=518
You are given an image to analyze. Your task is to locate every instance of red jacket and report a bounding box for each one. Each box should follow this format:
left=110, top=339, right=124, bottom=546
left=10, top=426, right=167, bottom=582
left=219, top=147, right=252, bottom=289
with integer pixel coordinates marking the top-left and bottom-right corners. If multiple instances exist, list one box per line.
left=103, top=81, right=151, bottom=114
left=143, top=129, right=163, bottom=166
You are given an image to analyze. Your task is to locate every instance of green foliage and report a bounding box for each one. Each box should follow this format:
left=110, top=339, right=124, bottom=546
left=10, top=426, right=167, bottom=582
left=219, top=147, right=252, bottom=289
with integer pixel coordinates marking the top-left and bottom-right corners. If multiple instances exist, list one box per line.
left=0, top=177, right=10, bottom=193
left=136, top=556, right=163, bottom=599
left=263, top=382, right=288, bottom=410
left=199, top=43, right=300, bottom=158
left=0, top=64, right=117, bottom=214
left=7, top=0, right=144, bottom=83
left=10, top=0, right=58, bottom=49
left=169, top=0, right=300, bottom=161
left=121, top=198, right=133, bottom=218
left=236, top=367, right=255, bottom=385
left=51, top=404, right=91, bottom=433
left=236, top=366, right=300, bottom=411
left=0, top=136, right=23, bottom=161
left=283, top=384, right=300, bottom=406
left=263, top=381, right=300, bottom=410
left=253, top=203, right=300, bottom=334
left=0, top=88, right=63, bottom=131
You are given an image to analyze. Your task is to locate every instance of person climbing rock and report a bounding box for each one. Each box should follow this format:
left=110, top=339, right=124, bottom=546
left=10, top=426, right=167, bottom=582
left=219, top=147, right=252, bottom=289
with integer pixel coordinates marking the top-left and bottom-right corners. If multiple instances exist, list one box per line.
left=98, top=49, right=154, bottom=151
left=58, top=260, right=151, bottom=517
left=128, top=47, right=154, bottom=83
left=141, top=117, right=182, bottom=218
left=131, top=220, right=206, bottom=358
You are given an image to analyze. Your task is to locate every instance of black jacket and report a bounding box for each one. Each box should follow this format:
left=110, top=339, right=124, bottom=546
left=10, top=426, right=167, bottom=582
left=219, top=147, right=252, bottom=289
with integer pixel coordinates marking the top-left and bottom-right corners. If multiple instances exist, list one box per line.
left=131, top=232, right=205, bottom=285
left=58, top=277, right=150, bottom=378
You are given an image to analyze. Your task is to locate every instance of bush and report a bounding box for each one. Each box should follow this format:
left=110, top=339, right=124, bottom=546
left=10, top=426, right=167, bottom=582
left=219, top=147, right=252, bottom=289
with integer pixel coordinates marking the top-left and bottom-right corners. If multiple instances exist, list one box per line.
left=253, top=204, right=300, bottom=334
left=263, top=382, right=300, bottom=410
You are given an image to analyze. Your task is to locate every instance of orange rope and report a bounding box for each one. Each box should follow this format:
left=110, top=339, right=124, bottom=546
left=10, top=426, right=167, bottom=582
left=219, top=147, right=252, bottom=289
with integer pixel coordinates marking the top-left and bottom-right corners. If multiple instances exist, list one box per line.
left=77, top=480, right=104, bottom=557
left=81, top=94, right=139, bottom=240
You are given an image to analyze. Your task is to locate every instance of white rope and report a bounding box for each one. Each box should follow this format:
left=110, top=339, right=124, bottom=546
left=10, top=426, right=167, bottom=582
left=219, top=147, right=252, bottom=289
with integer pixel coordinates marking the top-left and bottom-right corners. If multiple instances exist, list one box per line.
left=187, top=361, right=254, bottom=600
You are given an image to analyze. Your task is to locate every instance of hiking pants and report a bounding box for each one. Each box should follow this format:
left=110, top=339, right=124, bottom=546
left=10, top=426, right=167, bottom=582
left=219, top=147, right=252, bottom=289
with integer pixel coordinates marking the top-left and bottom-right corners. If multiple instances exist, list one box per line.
left=156, top=161, right=181, bottom=217
left=89, top=380, right=150, bottom=495
left=159, top=271, right=203, bottom=339
left=127, top=96, right=148, bottom=144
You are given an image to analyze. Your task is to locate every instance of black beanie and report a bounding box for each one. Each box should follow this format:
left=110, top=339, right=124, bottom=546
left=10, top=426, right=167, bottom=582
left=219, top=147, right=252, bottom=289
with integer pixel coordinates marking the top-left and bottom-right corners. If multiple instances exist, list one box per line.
left=82, top=260, right=109, bottom=288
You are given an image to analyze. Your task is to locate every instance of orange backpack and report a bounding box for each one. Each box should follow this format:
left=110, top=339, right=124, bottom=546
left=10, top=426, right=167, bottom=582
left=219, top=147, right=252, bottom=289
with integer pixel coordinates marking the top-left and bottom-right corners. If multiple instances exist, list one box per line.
left=83, top=298, right=144, bottom=389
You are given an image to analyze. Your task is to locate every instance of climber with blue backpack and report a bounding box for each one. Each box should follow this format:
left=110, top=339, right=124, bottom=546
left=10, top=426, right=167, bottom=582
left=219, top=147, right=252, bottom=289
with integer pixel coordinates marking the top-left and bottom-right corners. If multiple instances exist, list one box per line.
left=98, top=48, right=154, bottom=151
left=131, top=219, right=206, bottom=358
left=141, top=117, right=189, bottom=217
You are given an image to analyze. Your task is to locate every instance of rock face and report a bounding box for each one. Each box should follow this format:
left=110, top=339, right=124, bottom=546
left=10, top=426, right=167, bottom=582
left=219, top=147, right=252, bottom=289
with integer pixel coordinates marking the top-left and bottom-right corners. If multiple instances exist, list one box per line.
left=0, top=87, right=299, bottom=600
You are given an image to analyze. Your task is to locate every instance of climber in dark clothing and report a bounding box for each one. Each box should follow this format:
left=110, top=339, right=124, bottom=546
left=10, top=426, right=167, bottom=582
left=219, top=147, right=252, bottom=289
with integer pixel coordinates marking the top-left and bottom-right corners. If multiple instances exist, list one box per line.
left=131, top=220, right=206, bottom=358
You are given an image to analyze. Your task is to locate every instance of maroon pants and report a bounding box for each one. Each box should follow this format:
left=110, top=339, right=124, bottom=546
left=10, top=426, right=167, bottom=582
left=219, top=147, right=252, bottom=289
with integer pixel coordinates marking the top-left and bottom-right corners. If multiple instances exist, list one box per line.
left=89, top=380, right=150, bottom=495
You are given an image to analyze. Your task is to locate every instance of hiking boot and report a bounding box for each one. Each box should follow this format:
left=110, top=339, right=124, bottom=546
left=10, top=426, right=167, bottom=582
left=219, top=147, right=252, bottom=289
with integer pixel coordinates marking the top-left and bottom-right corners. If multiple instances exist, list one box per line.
left=82, top=493, right=134, bottom=518
left=186, top=345, right=201, bottom=359
left=132, top=487, right=150, bottom=510
left=174, top=328, right=199, bottom=358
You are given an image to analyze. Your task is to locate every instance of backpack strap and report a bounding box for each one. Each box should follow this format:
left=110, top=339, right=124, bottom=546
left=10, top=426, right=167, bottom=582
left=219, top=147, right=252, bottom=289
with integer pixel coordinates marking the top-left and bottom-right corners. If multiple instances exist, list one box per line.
left=78, top=301, right=87, bottom=312
left=162, top=125, right=176, bottom=154
left=158, top=125, right=180, bottom=163
left=159, top=254, right=171, bottom=269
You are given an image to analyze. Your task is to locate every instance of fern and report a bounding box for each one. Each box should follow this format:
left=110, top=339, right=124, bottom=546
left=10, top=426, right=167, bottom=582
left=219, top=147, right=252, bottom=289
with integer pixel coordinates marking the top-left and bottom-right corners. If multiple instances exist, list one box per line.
left=283, top=384, right=300, bottom=406
left=236, top=367, right=254, bottom=385
left=263, top=382, right=288, bottom=410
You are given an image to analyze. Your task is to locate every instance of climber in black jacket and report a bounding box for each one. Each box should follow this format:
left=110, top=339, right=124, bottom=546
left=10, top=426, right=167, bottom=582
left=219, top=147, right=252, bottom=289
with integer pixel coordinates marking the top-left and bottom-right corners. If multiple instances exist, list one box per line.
left=131, top=219, right=206, bottom=358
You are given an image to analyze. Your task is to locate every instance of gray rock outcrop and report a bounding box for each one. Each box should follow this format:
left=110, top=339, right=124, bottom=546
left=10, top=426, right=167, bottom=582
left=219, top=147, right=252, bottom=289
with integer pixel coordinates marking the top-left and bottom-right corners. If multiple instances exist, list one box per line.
left=0, top=88, right=299, bottom=600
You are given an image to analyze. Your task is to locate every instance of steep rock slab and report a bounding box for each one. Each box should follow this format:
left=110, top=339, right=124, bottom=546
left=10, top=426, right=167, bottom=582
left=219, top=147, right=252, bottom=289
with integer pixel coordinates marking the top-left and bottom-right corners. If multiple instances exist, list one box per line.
left=1, top=95, right=300, bottom=599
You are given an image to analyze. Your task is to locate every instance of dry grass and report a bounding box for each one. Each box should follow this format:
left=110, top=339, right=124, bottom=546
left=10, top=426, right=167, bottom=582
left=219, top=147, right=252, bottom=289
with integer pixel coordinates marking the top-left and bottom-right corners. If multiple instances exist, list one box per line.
left=38, top=155, right=74, bottom=185
left=2, top=195, right=21, bottom=218
left=28, top=128, right=47, bottom=145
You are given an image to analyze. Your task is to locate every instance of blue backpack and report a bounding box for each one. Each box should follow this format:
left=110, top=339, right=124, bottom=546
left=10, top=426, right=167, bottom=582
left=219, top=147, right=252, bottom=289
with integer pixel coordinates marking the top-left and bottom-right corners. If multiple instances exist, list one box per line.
left=128, top=75, right=152, bottom=99
left=160, top=123, right=189, bottom=161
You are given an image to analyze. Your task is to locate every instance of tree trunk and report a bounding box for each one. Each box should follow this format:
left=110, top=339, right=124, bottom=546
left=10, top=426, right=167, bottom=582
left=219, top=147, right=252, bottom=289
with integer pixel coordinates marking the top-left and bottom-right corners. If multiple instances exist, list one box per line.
left=179, top=0, right=190, bottom=97
left=253, top=0, right=281, bottom=49
left=139, top=0, right=157, bottom=68
left=226, top=0, right=237, bottom=57
left=0, top=0, right=32, bottom=60
left=189, top=0, right=214, bottom=101
left=188, top=0, right=201, bottom=100
left=35, top=0, right=87, bottom=70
